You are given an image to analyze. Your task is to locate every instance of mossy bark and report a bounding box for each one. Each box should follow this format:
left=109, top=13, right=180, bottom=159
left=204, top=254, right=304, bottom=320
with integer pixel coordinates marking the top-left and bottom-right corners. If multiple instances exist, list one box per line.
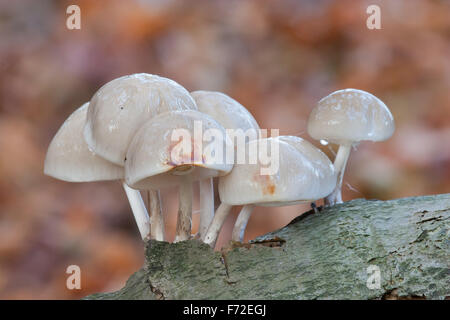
left=85, top=194, right=450, bottom=300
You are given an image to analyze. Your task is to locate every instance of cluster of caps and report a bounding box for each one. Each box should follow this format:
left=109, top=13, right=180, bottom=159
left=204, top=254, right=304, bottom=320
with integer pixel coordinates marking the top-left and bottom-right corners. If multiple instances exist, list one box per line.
left=44, top=73, right=395, bottom=249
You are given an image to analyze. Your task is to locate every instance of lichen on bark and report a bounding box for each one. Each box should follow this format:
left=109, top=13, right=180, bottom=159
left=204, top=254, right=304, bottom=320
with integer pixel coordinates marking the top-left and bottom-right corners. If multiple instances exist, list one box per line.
left=85, top=194, right=450, bottom=300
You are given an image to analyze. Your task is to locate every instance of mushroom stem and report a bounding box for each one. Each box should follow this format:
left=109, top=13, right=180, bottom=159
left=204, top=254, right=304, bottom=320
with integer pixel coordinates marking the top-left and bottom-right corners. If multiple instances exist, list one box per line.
left=148, top=190, right=165, bottom=241
left=203, top=203, right=233, bottom=248
left=325, top=142, right=352, bottom=205
left=174, top=175, right=193, bottom=242
left=198, top=178, right=214, bottom=240
left=122, top=182, right=151, bottom=240
left=231, top=204, right=255, bottom=242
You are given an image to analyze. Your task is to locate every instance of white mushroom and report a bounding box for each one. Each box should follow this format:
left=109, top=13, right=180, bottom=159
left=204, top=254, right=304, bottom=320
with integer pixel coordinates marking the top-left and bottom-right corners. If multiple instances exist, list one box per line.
left=307, top=89, right=395, bottom=205
left=203, top=136, right=336, bottom=247
left=84, top=73, right=197, bottom=241
left=125, top=110, right=233, bottom=242
left=190, top=90, right=260, bottom=240
left=44, top=103, right=150, bottom=240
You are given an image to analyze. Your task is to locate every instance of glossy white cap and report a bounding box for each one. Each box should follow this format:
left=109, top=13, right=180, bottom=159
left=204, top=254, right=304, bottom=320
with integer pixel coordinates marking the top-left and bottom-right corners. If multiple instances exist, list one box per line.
left=125, top=110, right=233, bottom=190
left=218, top=136, right=336, bottom=207
left=191, top=90, right=260, bottom=133
left=307, top=89, right=395, bottom=145
left=84, top=73, right=197, bottom=166
left=44, top=103, right=123, bottom=182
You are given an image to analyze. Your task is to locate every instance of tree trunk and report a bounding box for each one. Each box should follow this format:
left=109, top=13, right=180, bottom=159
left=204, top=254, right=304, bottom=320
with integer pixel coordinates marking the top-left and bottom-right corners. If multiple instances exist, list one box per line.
left=85, top=194, right=450, bottom=300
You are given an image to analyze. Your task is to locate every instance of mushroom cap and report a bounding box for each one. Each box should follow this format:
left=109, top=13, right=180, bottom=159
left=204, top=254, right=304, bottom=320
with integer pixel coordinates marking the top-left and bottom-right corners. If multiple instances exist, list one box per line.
left=218, top=136, right=336, bottom=207
left=307, top=89, right=395, bottom=145
left=44, top=103, right=123, bottom=182
left=125, top=110, right=233, bottom=190
left=84, top=73, right=197, bottom=166
left=277, top=135, right=335, bottom=179
left=191, top=90, right=260, bottom=133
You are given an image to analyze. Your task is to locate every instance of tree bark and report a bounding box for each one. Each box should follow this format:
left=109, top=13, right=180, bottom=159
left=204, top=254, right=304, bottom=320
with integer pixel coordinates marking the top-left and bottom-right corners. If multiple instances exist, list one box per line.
left=85, top=194, right=450, bottom=300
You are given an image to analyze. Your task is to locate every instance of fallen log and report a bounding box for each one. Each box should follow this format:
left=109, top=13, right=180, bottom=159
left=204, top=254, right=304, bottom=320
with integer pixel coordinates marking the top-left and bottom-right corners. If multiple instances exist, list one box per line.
left=86, top=194, right=450, bottom=300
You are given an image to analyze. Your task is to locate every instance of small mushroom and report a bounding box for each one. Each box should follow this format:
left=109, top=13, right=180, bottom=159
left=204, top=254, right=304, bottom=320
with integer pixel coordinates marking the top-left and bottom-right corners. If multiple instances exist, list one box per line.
left=203, top=136, right=336, bottom=247
left=125, top=110, right=233, bottom=242
left=190, top=90, right=260, bottom=240
left=44, top=103, right=151, bottom=240
left=307, top=89, right=395, bottom=205
left=84, top=73, right=198, bottom=241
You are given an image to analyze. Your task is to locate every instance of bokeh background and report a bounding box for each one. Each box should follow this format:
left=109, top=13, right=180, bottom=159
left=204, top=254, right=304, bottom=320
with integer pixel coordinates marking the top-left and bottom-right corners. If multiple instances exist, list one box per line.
left=0, top=0, right=449, bottom=299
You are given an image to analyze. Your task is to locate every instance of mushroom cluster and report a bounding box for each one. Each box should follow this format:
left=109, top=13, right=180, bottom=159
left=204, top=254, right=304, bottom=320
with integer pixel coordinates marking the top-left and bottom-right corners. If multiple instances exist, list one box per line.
left=44, top=74, right=394, bottom=248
